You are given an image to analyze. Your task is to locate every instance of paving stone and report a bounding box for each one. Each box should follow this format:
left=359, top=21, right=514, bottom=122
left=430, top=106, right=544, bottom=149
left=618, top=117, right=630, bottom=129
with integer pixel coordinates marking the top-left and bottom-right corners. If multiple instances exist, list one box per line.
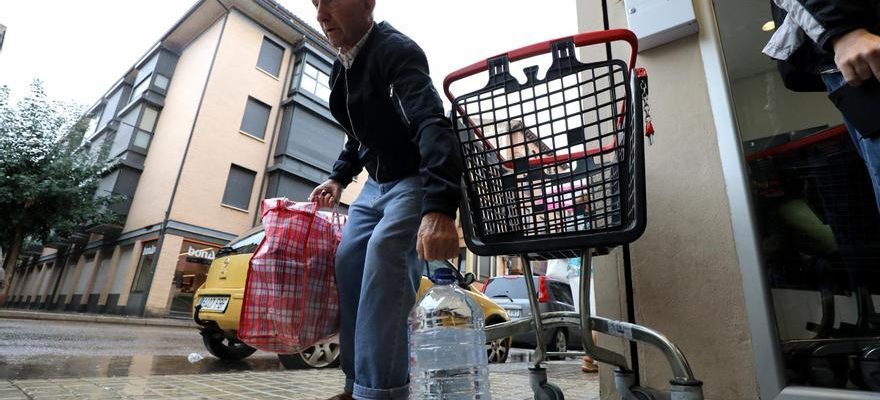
left=5, top=361, right=598, bottom=399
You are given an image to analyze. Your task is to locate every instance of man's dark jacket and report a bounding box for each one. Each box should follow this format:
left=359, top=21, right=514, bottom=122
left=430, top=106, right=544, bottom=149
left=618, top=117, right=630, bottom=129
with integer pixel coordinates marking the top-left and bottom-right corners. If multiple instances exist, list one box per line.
left=768, top=0, right=880, bottom=90
left=326, top=22, right=462, bottom=218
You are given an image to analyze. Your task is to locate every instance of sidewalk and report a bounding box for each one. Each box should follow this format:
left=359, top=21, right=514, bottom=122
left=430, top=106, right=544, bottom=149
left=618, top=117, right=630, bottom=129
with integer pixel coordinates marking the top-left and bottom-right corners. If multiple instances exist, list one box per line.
left=0, top=309, right=196, bottom=329
left=0, top=362, right=599, bottom=399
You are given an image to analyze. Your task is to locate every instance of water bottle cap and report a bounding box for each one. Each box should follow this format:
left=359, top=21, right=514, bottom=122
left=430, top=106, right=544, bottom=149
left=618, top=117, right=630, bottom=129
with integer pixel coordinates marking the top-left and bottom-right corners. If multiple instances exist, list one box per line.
left=431, top=267, right=457, bottom=285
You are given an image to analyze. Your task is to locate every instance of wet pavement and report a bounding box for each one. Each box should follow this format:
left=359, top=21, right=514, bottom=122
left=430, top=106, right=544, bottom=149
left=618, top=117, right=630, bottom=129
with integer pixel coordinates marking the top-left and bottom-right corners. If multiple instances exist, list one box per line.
left=0, top=318, right=285, bottom=380
left=1, top=361, right=598, bottom=399
left=0, top=317, right=600, bottom=399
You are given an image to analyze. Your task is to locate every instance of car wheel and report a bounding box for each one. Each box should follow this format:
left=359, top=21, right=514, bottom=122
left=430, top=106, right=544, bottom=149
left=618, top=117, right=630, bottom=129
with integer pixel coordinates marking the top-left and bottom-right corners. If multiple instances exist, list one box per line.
left=278, top=335, right=341, bottom=369
left=486, top=319, right=511, bottom=364
left=547, top=329, right=568, bottom=360
left=201, top=330, right=257, bottom=361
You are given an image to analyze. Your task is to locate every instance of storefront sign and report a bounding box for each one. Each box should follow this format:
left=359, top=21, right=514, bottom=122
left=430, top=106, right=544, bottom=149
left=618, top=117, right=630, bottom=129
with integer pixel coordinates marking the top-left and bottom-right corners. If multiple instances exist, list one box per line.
left=186, top=246, right=215, bottom=261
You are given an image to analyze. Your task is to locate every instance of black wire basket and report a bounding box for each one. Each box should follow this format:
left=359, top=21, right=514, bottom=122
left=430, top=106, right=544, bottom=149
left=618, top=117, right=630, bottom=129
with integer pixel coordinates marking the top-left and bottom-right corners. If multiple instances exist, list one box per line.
left=444, top=32, right=647, bottom=259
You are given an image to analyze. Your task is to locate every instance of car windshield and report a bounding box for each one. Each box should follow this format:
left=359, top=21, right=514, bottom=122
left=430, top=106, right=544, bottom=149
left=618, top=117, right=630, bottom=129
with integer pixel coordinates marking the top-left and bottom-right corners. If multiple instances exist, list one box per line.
left=483, top=278, right=530, bottom=299
left=229, top=230, right=264, bottom=254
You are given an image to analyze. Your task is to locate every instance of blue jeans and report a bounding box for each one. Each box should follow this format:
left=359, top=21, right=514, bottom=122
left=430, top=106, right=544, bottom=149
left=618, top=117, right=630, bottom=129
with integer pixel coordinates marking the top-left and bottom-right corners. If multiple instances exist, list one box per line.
left=822, top=72, right=880, bottom=212
left=336, top=176, right=423, bottom=400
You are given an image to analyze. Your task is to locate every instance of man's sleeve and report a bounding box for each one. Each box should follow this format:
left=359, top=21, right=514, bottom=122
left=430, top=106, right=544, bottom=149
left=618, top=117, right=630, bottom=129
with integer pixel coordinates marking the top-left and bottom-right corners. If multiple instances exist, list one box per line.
left=786, top=0, right=875, bottom=50
left=327, top=137, right=363, bottom=187
left=383, top=40, right=463, bottom=218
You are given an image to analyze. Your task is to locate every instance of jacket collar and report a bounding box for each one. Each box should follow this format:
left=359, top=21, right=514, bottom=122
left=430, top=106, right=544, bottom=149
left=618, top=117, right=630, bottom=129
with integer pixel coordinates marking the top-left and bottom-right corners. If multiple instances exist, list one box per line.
left=338, top=22, right=375, bottom=70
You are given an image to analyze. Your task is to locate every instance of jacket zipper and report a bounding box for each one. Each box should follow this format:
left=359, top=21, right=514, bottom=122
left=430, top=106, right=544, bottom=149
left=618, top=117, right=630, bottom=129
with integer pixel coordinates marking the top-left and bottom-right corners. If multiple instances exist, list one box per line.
left=343, top=70, right=361, bottom=150
left=345, top=69, right=381, bottom=181
left=389, top=84, right=411, bottom=125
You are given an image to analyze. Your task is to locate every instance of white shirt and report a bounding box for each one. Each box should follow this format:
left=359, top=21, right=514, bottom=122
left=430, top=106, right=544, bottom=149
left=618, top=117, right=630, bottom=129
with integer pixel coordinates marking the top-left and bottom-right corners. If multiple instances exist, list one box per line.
left=338, top=23, right=374, bottom=70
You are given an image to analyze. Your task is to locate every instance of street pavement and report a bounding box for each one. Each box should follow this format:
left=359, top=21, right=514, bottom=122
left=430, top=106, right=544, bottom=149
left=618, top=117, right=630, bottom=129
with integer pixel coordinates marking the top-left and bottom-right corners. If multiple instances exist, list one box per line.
left=1, top=362, right=599, bottom=399
left=0, top=317, right=600, bottom=399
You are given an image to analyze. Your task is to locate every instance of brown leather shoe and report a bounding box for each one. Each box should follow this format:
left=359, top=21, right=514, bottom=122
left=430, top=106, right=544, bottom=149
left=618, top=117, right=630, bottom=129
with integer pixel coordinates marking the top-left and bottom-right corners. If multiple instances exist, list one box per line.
left=326, top=392, right=353, bottom=400
left=582, top=356, right=599, bottom=373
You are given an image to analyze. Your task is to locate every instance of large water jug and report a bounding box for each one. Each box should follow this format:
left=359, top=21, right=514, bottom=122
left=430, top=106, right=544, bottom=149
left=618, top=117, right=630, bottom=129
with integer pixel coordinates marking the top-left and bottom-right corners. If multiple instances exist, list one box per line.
left=409, top=267, right=492, bottom=399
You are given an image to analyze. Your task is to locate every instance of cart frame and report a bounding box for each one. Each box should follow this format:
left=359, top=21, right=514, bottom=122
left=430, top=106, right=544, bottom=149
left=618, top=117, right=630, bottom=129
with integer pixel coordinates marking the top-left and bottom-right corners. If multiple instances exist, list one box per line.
left=443, top=29, right=704, bottom=400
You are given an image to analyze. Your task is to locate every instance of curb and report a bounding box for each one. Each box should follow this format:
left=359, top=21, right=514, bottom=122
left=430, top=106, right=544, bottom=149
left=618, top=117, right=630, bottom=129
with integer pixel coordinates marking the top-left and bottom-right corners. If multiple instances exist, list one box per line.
left=0, top=309, right=197, bottom=328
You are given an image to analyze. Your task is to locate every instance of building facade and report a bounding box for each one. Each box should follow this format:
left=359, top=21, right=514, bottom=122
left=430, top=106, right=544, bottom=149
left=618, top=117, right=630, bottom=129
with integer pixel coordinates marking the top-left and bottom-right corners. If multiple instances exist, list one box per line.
left=2, top=0, right=363, bottom=318
left=1, top=0, right=515, bottom=319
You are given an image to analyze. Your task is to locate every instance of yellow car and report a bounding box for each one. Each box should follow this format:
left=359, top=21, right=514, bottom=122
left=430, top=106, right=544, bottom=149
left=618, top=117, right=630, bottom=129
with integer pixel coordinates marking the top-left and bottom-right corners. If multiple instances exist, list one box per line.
left=193, top=226, right=512, bottom=368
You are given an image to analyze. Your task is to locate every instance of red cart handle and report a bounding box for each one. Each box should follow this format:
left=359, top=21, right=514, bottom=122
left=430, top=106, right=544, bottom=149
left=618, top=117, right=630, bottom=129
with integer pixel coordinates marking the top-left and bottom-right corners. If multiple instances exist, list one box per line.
left=443, top=29, right=638, bottom=102
left=443, top=29, right=640, bottom=170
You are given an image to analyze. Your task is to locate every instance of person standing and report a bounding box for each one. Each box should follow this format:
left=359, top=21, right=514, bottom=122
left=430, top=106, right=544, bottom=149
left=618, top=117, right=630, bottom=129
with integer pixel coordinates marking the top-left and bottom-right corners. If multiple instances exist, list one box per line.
left=763, top=0, right=880, bottom=211
left=307, top=1, right=463, bottom=399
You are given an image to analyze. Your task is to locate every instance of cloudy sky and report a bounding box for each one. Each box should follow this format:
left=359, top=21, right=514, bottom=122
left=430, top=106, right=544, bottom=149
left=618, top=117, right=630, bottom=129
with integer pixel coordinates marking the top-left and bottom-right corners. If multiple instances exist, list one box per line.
left=0, top=0, right=580, bottom=107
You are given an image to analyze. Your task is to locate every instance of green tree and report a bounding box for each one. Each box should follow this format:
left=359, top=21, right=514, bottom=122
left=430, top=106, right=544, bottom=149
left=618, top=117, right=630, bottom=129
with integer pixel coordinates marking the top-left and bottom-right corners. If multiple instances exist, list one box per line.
left=0, top=80, right=118, bottom=289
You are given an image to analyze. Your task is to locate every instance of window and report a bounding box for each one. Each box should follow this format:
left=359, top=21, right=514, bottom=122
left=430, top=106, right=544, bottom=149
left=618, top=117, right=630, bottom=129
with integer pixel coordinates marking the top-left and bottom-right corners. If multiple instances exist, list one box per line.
left=256, top=36, right=284, bottom=77
left=84, top=115, right=100, bottom=143
left=478, top=256, right=494, bottom=281
left=132, top=106, right=159, bottom=149
left=98, top=89, right=123, bottom=130
left=130, top=242, right=157, bottom=293
left=300, top=62, right=331, bottom=103
left=549, top=282, right=573, bottom=305
left=222, top=165, right=257, bottom=210
left=153, top=74, right=170, bottom=91
left=230, top=231, right=265, bottom=254
left=139, top=107, right=159, bottom=131
left=168, top=240, right=219, bottom=315
left=130, top=78, right=150, bottom=102
left=239, top=97, right=271, bottom=139
left=482, top=277, right=530, bottom=299
left=280, top=106, right=345, bottom=170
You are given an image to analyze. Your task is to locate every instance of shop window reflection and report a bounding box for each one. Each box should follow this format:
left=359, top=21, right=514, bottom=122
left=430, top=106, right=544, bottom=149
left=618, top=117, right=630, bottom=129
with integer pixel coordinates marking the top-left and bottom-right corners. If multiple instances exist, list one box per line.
left=714, top=0, right=880, bottom=391
left=168, top=240, right=219, bottom=317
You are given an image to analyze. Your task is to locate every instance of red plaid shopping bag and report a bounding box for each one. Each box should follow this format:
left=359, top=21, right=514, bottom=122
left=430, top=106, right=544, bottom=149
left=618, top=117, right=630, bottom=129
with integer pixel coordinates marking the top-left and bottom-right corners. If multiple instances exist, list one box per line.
left=238, top=198, right=345, bottom=353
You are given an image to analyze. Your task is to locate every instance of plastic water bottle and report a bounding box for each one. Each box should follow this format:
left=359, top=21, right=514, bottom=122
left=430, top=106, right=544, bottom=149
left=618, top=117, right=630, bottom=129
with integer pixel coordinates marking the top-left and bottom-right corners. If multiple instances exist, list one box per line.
left=409, top=267, right=492, bottom=399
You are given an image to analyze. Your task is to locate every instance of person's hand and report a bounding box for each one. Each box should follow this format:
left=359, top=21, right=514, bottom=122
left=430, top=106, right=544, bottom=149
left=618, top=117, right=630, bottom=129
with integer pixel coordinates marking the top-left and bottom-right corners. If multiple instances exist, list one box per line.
left=416, top=212, right=459, bottom=260
left=308, top=179, right=343, bottom=209
left=832, top=28, right=880, bottom=86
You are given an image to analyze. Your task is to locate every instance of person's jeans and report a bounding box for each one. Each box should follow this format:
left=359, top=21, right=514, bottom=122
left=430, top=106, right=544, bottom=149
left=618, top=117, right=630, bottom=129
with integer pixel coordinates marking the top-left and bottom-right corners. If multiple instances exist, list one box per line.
left=822, top=71, right=880, bottom=212
left=335, top=176, right=423, bottom=400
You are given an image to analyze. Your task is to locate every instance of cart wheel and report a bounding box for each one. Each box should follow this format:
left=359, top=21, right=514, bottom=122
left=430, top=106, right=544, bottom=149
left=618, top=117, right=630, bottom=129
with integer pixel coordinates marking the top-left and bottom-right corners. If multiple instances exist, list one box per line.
left=630, top=387, right=660, bottom=400
left=534, top=383, right=564, bottom=400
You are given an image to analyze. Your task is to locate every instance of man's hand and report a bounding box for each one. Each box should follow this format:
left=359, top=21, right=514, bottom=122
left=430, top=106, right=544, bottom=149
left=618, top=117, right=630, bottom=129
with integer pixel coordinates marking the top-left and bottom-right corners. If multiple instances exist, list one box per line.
left=832, top=28, right=880, bottom=86
left=308, top=179, right=343, bottom=209
left=416, top=212, right=459, bottom=260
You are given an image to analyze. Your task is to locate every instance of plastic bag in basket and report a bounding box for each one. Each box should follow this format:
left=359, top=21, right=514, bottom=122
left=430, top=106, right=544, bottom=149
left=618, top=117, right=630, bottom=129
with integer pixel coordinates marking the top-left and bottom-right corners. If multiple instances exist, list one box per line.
left=238, top=198, right=345, bottom=354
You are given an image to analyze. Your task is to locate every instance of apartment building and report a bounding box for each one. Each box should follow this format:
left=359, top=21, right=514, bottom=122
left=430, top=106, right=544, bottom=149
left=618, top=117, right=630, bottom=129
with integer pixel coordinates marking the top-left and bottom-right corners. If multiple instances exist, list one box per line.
left=2, top=0, right=361, bottom=318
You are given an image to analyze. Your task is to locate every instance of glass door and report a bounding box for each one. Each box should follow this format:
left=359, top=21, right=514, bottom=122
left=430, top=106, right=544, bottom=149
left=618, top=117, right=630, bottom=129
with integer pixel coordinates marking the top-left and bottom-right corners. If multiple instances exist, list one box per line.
left=712, top=0, right=880, bottom=393
left=125, top=241, right=157, bottom=316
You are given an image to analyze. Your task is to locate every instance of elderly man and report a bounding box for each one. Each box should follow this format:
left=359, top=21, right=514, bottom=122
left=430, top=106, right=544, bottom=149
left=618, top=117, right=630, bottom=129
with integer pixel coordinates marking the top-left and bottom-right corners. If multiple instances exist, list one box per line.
left=307, top=0, right=463, bottom=399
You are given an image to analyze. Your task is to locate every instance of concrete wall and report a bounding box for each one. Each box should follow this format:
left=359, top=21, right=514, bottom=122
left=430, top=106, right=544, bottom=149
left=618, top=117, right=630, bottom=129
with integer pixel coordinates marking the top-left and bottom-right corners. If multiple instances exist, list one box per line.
left=124, top=17, right=224, bottom=233
left=169, top=10, right=292, bottom=234
left=577, top=1, right=758, bottom=399
left=730, top=70, right=842, bottom=141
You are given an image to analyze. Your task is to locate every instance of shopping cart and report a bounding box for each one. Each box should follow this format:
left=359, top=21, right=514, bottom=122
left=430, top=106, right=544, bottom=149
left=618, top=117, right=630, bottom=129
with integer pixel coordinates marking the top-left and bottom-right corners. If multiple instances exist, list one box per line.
left=443, top=29, right=704, bottom=400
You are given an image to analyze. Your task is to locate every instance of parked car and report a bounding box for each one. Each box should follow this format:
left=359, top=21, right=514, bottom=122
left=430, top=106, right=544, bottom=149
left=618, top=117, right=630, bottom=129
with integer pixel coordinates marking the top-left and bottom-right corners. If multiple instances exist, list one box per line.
left=482, top=275, right=583, bottom=358
left=192, top=226, right=512, bottom=368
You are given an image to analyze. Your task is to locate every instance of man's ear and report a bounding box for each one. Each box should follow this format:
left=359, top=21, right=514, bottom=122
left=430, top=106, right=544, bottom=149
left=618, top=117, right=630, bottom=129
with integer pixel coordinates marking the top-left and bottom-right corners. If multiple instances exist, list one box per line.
left=365, top=0, right=376, bottom=15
